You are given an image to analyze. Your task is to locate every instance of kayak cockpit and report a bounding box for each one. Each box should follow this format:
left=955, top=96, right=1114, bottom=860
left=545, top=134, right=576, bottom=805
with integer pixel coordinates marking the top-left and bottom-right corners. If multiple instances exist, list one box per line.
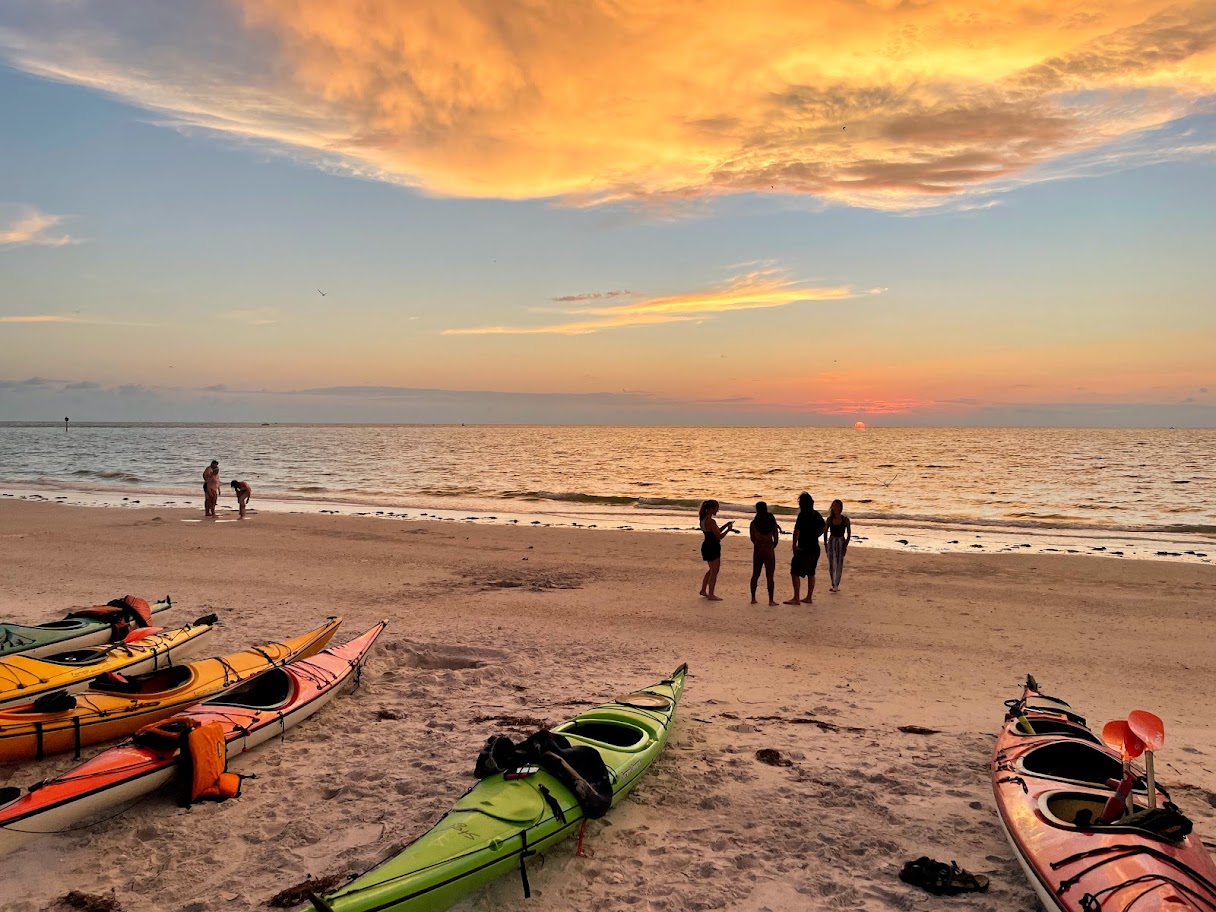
left=1011, top=718, right=1101, bottom=743
left=554, top=717, right=651, bottom=752
left=1019, top=740, right=1125, bottom=786
left=208, top=668, right=293, bottom=710
left=43, top=648, right=114, bottom=666
left=90, top=665, right=194, bottom=695
left=1039, top=792, right=1181, bottom=842
left=31, top=620, right=90, bottom=631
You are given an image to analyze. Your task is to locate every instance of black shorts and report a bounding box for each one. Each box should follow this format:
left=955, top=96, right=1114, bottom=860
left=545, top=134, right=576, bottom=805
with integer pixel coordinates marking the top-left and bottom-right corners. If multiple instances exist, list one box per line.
left=701, top=540, right=721, bottom=562
left=791, top=545, right=820, bottom=578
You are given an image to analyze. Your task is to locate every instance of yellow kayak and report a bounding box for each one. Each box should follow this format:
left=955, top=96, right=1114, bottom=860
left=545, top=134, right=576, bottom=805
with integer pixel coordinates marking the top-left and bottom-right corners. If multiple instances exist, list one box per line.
left=0, top=617, right=217, bottom=711
left=0, top=617, right=341, bottom=762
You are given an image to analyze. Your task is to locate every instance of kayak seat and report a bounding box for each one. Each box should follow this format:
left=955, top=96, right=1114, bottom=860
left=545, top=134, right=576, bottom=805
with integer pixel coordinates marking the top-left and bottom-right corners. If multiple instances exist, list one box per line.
left=1012, top=719, right=1101, bottom=743
left=452, top=780, right=545, bottom=824
left=1041, top=792, right=1183, bottom=841
left=1019, top=741, right=1124, bottom=786
left=92, top=665, right=192, bottom=694
left=555, top=720, right=648, bottom=751
left=208, top=668, right=293, bottom=709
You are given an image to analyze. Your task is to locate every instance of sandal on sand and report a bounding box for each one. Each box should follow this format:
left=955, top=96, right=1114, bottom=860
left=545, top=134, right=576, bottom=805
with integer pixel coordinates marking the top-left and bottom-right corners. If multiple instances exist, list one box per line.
left=899, top=857, right=990, bottom=895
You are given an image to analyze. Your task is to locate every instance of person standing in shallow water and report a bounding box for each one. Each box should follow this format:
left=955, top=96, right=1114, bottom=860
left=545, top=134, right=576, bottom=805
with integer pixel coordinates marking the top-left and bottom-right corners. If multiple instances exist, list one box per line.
left=824, top=499, right=851, bottom=592
left=231, top=479, right=252, bottom=518
left=784, top=492, right=825, bottom=605
left=202, top=460, right=220, bottom=517
left=749, top=501, right=780, bottom=606
left=698, top=499, right=734, bottom=601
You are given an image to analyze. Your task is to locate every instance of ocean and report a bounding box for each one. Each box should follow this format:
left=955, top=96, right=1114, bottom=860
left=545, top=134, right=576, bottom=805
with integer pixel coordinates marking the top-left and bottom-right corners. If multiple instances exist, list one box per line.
left=1, top=423, right=1212, bottom=563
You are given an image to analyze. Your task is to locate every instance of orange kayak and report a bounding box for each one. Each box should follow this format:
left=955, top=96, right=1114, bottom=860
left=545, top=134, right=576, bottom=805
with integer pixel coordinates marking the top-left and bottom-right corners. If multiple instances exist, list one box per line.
left=0, top=621, right=386, bottom=856
left=993, top=676, right=1216, bottom=911
left=0, top=617, right=216, bottom=710
left=0, top=616, right=341, bottom=762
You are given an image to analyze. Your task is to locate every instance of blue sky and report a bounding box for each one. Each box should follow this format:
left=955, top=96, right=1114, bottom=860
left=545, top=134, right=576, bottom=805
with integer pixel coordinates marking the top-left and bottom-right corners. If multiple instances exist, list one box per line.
left=1, top=1, right=1215, bottom=425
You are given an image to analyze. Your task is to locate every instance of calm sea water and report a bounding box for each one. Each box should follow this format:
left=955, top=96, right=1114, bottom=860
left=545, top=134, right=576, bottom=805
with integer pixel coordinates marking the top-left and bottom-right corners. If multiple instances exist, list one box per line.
left=1, top=424, right=1212, bottom=562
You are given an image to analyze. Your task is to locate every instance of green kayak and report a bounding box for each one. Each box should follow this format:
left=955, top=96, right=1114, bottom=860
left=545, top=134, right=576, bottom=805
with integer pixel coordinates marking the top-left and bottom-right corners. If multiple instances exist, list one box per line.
left=0, top=596, right=172, bottom=659
left=305, top=663, right=687, bottom=912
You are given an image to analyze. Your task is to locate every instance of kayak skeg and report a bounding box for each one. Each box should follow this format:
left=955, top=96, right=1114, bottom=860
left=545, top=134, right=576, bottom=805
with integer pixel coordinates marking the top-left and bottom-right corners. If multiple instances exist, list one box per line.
left=992, top=676, right=1216, bottom=911
left=305, top=662, right=688, bottom=912
left=0, top=616, right=217, bottom=710
left=0, top=620, right=386, bottom=856
left=0, top=616, right=342, bottom=762
left=0, top=596, right=173, bottom=660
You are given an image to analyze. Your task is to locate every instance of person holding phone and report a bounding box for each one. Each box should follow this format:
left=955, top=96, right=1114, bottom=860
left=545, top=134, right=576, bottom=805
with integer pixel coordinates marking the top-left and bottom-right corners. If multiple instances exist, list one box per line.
left=698, top=499, right=734, bottom=601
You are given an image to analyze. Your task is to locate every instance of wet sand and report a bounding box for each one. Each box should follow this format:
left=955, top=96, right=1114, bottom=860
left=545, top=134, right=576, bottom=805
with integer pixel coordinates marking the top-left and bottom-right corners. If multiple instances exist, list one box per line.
left=1, top=499, right=1215, bottom=911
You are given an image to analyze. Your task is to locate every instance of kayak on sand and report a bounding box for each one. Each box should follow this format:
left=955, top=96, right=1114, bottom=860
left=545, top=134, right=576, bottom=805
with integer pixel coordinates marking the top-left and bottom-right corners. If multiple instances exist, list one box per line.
left=0, top=616, right=216, bottom=710
left=0, top=620, right=386, bottom=856
left=0, top=616, right=342, bottom=762
left=992, top=675, right=1216, bottom=911
left=0, top=595, right=173, bottom=659
left=302, top=662, right=687, bottom=912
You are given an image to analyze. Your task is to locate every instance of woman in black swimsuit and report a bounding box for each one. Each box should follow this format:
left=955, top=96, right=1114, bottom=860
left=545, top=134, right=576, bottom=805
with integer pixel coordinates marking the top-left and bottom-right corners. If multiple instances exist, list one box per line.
left=824, top=499, right=851, bottom=592
left=698, top=499, right=734, bottom=601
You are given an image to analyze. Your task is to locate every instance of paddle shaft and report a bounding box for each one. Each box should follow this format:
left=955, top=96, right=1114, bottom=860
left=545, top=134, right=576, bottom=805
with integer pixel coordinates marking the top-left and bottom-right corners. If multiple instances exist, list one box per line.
left=1145, top=751, right=1157, bottom=810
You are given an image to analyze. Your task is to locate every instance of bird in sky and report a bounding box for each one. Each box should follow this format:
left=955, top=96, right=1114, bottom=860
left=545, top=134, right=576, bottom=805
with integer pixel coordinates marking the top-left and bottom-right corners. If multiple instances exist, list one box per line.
left=317, top=289, right=327, bottom=296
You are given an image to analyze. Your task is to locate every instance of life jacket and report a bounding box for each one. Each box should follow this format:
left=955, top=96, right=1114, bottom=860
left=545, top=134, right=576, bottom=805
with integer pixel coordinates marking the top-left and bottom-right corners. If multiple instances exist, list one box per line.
left=186, top=722, right=242, bottom=804
left=67, top=595, right=155, bottom=641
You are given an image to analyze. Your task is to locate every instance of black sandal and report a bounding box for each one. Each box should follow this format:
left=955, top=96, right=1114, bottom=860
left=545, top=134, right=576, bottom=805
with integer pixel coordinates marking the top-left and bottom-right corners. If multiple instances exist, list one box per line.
left=899, top=857, right=990, bottom=895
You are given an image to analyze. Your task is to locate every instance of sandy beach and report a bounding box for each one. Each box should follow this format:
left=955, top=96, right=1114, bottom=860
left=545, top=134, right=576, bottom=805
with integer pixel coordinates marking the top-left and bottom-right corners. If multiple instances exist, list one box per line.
left=2, top=499, right=1215, bottom=912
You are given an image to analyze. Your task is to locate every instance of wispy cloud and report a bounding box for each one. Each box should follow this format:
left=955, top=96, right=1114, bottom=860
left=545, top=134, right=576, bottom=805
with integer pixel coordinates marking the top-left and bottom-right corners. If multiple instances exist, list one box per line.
left=0, top=205, right=75, bottom=248
left=0, top=314, right=157, bottom=326
left=222, top=308, right=278, bottom=326
left=446, top=267, right=880, bottom=335
left=2, top=2, right=1214, bottom=211
left=551, top=290, right=634, bottom=303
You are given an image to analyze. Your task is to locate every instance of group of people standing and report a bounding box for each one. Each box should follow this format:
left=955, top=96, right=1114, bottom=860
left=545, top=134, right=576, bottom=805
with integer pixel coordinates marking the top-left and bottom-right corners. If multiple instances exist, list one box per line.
left=203, top=459, right=253, bottom=518
left=698, top=494, right=851, bottom=605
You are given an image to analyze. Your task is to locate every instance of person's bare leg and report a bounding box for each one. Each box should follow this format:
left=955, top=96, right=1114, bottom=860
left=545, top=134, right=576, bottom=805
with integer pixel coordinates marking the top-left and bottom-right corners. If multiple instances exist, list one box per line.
left=783, top=576, right=801, bottom=604
left=806, top=575, right=816, bottom=604
left=766, top=558, right=777, bottom=606
left=706, top=560, right=723, bottom=600
left=750, top=558, right=761, bottom=604
left=700, top=567, right=711, bottom=597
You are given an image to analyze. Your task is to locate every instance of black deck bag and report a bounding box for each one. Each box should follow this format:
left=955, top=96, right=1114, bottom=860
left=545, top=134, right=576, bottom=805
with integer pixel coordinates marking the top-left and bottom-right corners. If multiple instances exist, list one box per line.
left=473, top=730, right=613, bottom=818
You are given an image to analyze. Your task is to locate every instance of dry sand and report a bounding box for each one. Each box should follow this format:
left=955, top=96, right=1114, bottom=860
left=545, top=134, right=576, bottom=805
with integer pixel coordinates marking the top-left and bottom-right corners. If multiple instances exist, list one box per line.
left=1, top=499, right=1215, bottom=912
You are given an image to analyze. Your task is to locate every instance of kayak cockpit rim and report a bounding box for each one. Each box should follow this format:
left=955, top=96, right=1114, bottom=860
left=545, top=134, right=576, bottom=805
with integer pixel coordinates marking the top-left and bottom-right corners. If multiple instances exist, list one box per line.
left=1006, top=718, right=1102, bottom=744
left=553, top=718, right=652, bottom=751
left=1037, top=791, right=1185, bottom=843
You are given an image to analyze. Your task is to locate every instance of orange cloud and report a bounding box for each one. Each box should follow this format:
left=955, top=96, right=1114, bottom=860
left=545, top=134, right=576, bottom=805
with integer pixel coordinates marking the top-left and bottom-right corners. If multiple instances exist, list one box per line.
left=0, top=205, right=74, bottom=247
left=2, top=2, right=1214, bottom=209
left=444, top=268, right=876, bottom=335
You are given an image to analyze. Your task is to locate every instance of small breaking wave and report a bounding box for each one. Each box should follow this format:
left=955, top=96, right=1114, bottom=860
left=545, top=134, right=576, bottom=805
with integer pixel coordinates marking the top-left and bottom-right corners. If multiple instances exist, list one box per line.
left=72, top=469, right=144, bottom=484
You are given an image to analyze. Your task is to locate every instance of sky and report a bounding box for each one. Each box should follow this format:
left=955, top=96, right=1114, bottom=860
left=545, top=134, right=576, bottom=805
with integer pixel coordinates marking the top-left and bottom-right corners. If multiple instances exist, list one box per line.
left=1, top=0, right=1214, bottom=426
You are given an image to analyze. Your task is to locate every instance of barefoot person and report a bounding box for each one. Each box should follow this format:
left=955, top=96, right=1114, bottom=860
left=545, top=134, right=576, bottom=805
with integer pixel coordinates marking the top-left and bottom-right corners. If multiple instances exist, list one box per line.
left=824, top=498, right=851, bottom=592
left=749, top=501, right=780, bottom=606
left=202, top=460, right=221, bottom=517
left=231, top=479, right=252, bottom=518
left=698, top=500, right=734, bottom=601
left=784, top=492, right=825, bottom=605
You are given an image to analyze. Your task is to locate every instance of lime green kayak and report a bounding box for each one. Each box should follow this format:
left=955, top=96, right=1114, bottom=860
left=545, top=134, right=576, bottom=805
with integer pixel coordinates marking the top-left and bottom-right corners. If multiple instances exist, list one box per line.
left=305, top=663, right=687, bottom=912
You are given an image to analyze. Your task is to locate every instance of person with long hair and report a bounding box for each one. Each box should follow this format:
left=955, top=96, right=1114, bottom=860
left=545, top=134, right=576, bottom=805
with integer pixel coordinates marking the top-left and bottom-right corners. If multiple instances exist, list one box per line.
left=698, top=499, right=734, bottom=601
left=824, top=499, right=851, bottom=592
left=749, top=501, right=780, bottom=606
left=784, top=492, right=825, bottom=605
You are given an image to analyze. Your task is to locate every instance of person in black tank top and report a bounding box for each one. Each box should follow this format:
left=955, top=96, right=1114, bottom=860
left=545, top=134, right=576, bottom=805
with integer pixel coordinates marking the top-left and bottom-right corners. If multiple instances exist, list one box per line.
left=824, top=499, right=851, bottom=592
left=784, top=492, right=825, bottom=605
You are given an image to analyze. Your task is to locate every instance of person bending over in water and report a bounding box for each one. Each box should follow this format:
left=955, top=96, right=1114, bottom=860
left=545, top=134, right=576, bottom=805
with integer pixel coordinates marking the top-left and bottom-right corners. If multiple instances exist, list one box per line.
left=202, top=460, right=220, bottom=517
left=749, top=501, right=780, bottom=606
left=698, top=499, right=734, bottom=601
left=824, top=498, right=851, bottom=592
left=784, top=492, right=825, bottom=605
left=231, top=479, right=252, bottom=518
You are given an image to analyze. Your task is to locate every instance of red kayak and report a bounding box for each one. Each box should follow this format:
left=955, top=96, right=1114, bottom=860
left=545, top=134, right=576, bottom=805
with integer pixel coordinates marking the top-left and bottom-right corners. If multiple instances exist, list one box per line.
left=993, top=676, right=1216, bottom=911
left=0, top=621, right=386, bottom=856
